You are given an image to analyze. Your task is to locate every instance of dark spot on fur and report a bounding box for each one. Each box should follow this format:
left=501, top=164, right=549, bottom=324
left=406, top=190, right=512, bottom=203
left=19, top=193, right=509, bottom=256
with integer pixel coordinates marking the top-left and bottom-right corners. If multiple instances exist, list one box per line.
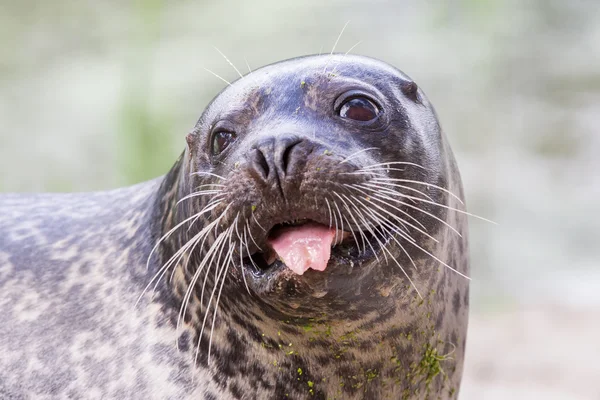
left=452, top=289, right=461, bottom=315
left=204, top=392, right=217, bottom=400
left=435, top=311, right=444, bottom=330
left=229, top=382, right=244, bottom=399
left=177, top=331, right=190, bottom=352
left=79, top=262, right=90, bottom=275
left=451, top=331, right=458, bottom=347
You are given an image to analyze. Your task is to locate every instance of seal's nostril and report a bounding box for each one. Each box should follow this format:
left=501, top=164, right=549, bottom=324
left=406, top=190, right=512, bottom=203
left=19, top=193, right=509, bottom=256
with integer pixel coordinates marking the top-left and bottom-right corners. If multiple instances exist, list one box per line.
left=281, top=140, right=302, bottom=177
left=250, top=148, right=270, bottom=180
left=257, top=149, right=270, bottom=179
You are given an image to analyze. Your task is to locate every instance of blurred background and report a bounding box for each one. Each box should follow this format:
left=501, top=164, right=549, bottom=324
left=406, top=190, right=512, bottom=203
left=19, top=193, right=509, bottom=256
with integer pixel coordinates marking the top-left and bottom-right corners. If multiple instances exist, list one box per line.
left=1, top=0, right=598, bottom=398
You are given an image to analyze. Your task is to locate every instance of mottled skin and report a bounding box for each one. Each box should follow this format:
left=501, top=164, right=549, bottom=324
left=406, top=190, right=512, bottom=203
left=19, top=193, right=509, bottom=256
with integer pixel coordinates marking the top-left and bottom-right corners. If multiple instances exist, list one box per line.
left=0, top=54, right=469, bottom=399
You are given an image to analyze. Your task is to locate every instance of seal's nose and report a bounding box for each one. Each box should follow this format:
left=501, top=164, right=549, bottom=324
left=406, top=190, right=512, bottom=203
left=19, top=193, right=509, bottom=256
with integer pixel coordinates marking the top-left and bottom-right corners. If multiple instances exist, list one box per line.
left=249, top=136, right=306, bottom=187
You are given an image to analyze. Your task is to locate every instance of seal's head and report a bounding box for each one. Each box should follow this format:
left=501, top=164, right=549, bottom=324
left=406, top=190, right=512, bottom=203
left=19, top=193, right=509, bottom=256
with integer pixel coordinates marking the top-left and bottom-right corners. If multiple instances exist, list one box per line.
left=172, top=54, right=461, bottom=320
left=150, top=54, right=469, bottom=398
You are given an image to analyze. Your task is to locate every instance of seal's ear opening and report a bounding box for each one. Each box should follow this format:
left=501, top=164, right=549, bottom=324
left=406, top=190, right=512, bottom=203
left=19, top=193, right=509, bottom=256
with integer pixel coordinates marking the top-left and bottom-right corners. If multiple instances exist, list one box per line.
left=186, top=132, right=196, bottom=151
left=400, top=81, right=422, bottom=104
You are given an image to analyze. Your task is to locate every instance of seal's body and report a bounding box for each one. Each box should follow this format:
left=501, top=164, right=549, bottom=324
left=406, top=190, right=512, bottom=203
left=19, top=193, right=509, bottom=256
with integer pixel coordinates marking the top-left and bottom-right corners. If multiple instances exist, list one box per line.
left=0, top=55, right=469, bottom=399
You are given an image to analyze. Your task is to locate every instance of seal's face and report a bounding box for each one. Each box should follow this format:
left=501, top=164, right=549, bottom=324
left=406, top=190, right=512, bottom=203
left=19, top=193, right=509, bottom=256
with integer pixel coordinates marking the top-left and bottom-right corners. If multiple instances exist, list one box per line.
left=183, top=54, right=450, bottom=316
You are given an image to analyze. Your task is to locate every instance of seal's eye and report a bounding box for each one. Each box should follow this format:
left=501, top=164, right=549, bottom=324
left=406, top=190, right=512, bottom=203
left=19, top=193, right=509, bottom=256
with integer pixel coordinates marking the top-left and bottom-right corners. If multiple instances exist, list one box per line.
left=338, top=97, right=379, bottom=121
left=212, top=131, right=237, bottom=156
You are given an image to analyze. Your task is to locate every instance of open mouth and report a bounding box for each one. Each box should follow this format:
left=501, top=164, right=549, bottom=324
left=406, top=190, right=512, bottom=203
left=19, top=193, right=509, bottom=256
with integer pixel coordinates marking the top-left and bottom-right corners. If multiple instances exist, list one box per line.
left=244, top=218, right=387, bottom=277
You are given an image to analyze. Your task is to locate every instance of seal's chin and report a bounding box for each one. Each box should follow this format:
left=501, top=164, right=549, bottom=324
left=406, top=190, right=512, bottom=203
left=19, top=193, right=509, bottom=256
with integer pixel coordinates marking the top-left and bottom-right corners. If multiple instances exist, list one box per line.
left=243, top=218, right=389, bottom=282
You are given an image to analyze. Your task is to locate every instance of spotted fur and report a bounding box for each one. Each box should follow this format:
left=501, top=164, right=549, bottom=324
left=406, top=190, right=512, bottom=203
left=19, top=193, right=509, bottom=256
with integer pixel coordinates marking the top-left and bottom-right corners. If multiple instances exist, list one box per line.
left=0, top=54, right=469, bottom=400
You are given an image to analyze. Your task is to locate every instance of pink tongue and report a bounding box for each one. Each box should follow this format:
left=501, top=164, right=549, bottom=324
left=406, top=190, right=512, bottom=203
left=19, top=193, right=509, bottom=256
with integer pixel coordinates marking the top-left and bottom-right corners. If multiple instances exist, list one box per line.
left=267, top=222, right=337, bottom=275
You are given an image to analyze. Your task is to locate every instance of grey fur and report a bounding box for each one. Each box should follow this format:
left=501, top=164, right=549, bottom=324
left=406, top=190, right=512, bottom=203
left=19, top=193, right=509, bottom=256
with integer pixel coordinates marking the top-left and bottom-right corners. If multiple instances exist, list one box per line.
left=0, top=54, right=469, bottom=400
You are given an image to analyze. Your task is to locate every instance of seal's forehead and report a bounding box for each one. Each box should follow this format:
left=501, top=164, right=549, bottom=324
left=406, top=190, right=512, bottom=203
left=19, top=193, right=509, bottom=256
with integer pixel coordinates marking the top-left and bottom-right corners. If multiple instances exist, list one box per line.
left=208, top=54, right=411, bottom=105
left=254, top=54, right=411, bottom=82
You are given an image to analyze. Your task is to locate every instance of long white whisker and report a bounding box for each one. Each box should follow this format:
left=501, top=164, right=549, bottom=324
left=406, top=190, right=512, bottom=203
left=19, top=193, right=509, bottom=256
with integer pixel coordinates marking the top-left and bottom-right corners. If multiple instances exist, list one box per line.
left=355, top=199, right=418, bottom=270
left=332, top=201, right=345, bottom=242
left=348, top=184, right=429, bottom=233
left=323, top=20, right=350, bottom=73
left=207, top=244, right=235, bottom=363
left=361, top=161, right=428, bottom=171
left=186, top=200, right=224, bottom=233
left=235, top=220, right=251, bottom=295
left=337, top=193, right=383, bottom=263
left=213, top=46, right=244, bottom=79
left=178, top=213, right=230, bottom=332
left=353, top=194, right=470, bottom=280
left=329, top=40, right=363, bottom=76
left=135, top=203, right=225, bottom=308
left=343, top=200, right=422, bottom=298
left=243, top=226, right=261, bottom=272
left=190, top=171, right=228, bottom=181
left=194, top=226, right=235, bottom=366
left=350, top=196, right=415, bottom=243
left=325, top=198, right=333, bottom=231
left=177, top=191, right=224, bottom=206
left=246, top=222, right=262, bottom=251
left=382, top=242, right=422, bottom=298
left=388, top=192, right=496, bottom=224
left=202, top=67, right=231, bottom=86
left=363, top=180, right=435, bottom=202
left=252, top=214, right=267, bottom=233
left=332, top=192, right=366, bottom=255
left=328, top=198, right=340, bottom=244
left=367, top=190, right=462, bottom=237
left=372, top=177, right=464, bottom=205
left=340, top=147, right=380, bottom=164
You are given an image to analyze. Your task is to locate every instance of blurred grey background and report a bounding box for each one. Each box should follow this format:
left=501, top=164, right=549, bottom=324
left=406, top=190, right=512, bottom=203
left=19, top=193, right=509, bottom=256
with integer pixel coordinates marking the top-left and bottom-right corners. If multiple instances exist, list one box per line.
left=1, top=0, right=598, bottom=398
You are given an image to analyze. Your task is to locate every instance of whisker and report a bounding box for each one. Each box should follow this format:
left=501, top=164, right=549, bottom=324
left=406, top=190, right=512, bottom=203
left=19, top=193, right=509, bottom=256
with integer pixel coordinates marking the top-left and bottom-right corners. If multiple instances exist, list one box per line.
left=350, top=195, right=415, bottom=243
left=252, top=214, right=267, bottom=233
left=235, top=219, right=251, bottom=295
left=246, top=222, right=262, bottom=251
left=190, top=171, right=228, bottom=181
left=135, top=203, right=225, bottom=308
left=325, top=198, right=333, bottom=231
left=348, top=184, right=429, bottom=232
left=243, top=226, right=261, bottom=272
left=332, top=201, right=345, bottom=242
left=363, top=180, right=434, bottom=202
left=213, top=46, right=244, bottom=79
left=381, top=243, right=422, bottom=298
left=340, top=147, right=380, bottom=164
left=389, top=193, right=496, bottom=224
left=360, top=161, right=428, bottom=171
left=360, top=186, right=462, bottom=237
left=194, top=183, right=227, bottom=190
left=194, top=226, right=234, bottom=366
left=323, top=20, right=350, bottom=73
left=186, top=199, right=224, bottom=233
left=207, top=244, right=235, bottom=363
left=372, top=177, right=464, bottom=205
left=329, top=40, right=363, bottom=75
left=338, top=193, right=386, bottom=263
left=178, top=214, right=230, bottom=333
left=202, top=67, right=231, bottom=86
left=332, top=192, right=367, bottom=255
left=352, top=194, right=470, bottom=280
left=328, top=198, right=340, bottom=245
left=177, top=191, right=224, bottom=206
left=356, top=200, right=418, bottom=270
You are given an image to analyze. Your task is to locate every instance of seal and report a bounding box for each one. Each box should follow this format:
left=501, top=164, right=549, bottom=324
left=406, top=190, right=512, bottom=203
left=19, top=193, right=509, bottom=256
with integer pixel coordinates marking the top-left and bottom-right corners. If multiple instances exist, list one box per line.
left=0, top=54, right=470, bottom=399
